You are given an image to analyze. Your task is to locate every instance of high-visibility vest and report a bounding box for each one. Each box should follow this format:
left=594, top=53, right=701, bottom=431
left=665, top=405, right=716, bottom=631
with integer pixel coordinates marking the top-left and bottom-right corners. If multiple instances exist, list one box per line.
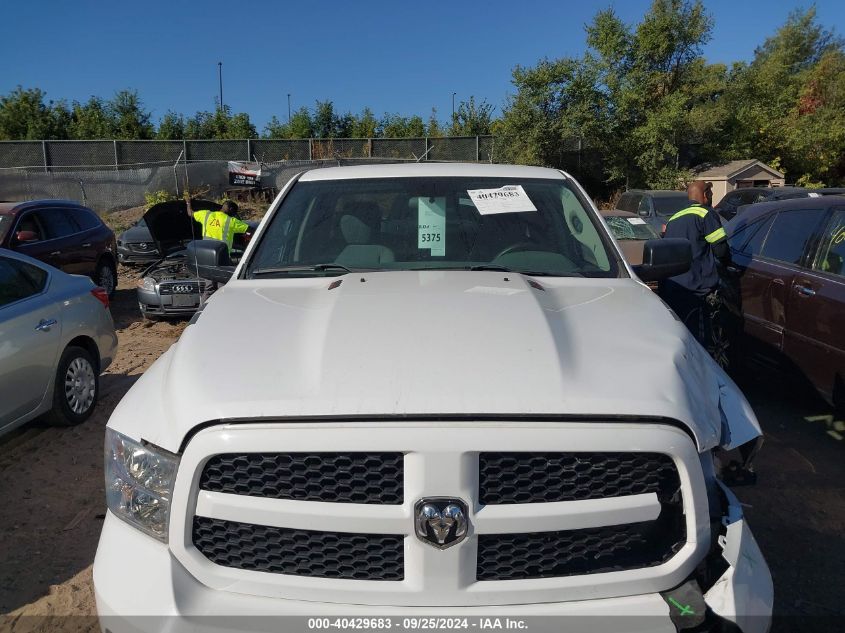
left=193, top=210, right=247, bottom=250
left=667, top=205, right=726, bottom=244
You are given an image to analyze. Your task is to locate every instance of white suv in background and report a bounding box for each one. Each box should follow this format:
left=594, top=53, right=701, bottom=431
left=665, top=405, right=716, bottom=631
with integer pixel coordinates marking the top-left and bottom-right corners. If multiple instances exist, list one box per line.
left=94, top=163, right=772, bottom=633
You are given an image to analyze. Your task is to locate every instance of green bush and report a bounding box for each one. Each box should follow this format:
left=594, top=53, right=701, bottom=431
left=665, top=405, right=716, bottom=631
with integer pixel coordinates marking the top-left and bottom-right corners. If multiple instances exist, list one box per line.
left=144, top=190, right=177, bottom=209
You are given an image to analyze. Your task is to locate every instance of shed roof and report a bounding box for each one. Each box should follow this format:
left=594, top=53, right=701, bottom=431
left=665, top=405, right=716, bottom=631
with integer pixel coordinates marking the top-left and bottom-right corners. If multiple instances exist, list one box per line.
left=694, top=159, right=784, bottom=180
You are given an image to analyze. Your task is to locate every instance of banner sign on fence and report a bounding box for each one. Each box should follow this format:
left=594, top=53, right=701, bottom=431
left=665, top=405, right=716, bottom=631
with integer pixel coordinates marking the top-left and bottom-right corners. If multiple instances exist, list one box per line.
left=228, top=161, right=262, bottom=187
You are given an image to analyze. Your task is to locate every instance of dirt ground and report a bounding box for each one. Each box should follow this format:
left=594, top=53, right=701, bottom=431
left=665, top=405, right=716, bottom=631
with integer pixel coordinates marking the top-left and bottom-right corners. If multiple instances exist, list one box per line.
left=0, top=263, right=843, bottom=632
left=0, top=266, right=186, bottom=629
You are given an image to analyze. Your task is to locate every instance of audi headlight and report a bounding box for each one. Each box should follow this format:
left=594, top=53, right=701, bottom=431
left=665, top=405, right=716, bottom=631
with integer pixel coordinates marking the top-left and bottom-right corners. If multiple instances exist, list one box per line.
left=137, top=277, right=156, bottom=292
left=105, top=428, right=179, bottom=542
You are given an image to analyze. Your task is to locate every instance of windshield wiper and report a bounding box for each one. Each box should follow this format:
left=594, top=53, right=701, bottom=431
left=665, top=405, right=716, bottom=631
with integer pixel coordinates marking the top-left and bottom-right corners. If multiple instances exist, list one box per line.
left=468, top=265, right=581, bottom=277
left=250, top=264, right=354, bottom=277
left=469, top=264, right=513, bottom=272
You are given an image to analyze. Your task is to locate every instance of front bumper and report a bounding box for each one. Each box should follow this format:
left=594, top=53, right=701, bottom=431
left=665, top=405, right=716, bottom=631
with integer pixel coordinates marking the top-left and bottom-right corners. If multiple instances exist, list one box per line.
left=137, top=286, right=203, bottom=317
left=94, top=504, right=772, bottom=633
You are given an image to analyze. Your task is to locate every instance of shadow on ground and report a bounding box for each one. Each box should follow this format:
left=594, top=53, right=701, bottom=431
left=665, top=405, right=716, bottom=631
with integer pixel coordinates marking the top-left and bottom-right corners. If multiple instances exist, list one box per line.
left=733, top=370, right=845, bottom=632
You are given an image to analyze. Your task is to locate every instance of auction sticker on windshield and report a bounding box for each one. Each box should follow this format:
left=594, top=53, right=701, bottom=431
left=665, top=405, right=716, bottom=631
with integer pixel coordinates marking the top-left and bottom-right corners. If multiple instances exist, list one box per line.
left=418, top=196, right=446, bottom=256
left=627, top=217, right=647, bottom=225
left=468, top=185, right=537, bottom=215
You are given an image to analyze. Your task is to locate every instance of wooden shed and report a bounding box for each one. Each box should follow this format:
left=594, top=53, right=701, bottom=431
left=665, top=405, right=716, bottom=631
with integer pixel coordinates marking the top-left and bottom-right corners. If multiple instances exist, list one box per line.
left=693, top=159, right=786, bottom=205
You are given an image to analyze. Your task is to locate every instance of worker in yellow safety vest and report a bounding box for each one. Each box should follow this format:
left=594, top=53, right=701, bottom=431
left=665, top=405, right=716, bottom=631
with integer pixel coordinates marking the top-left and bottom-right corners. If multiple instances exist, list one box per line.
left=658, top=180, right=731, bottom=347
left=186, top=200, right=250, bottom=252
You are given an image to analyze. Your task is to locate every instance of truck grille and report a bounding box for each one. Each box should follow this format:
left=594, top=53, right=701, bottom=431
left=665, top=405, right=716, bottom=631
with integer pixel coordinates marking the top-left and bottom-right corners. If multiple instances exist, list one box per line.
left=192, top=516, right=404, bottom=580
left=199, top=452, right=404, bottom=504
left=175, top=424, right=705, bottom=606
left=476, top=508, right=686, bottom=580
left=479, top=452, right=680, bottom=505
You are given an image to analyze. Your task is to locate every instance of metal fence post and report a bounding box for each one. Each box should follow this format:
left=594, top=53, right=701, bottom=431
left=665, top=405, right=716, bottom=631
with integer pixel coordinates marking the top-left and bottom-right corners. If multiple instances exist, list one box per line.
left=42, top=140, right=48, bottom=173
left=308, top=138, right=313, bottom=160
left=476, top=136, right=480, bottom=162
left=246, top=138, right=251, bottom=161
left=113, top=140, right=119, bottom=171
left=183, top=139, right=188, bottom=163
left=368, top=138, right=373, bottom=158
left=425, top=137, right=430, bottom=162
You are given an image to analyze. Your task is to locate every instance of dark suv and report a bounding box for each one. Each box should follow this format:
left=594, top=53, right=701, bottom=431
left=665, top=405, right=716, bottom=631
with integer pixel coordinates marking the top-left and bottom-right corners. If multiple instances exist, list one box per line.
left=715, top=186, right=816, bottom=222
left=615, top=190, right=691, bottom=234
left=0, top=200, right=117, bottom=296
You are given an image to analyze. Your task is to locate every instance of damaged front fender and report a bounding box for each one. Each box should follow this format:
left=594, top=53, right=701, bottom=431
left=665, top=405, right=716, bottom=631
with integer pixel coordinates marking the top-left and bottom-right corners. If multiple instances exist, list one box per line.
left=704, top=482, right=774, bottom=633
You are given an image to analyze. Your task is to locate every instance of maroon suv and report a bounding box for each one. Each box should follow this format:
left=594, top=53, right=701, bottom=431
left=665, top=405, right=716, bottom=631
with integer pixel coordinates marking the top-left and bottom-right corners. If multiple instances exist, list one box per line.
left=721, top=196, right=845, bottom=408
left=0, top=200, right=118, bottom=296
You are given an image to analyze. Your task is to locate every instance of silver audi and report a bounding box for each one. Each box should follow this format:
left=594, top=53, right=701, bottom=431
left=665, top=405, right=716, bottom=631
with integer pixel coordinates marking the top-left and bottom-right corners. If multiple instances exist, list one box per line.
left=0, top=248, right=118, bottom=435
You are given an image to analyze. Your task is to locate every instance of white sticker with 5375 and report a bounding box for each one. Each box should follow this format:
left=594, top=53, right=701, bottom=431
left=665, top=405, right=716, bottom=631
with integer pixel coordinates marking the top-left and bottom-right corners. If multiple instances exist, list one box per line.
left=467, top=185, right=537, bottom=215
left=418, top=197, right=446, bottom=256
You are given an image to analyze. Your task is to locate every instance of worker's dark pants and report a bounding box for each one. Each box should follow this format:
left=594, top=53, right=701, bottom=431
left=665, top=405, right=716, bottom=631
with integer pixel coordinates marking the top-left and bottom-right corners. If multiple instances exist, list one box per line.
left=659, top=283, right=713, bottom=348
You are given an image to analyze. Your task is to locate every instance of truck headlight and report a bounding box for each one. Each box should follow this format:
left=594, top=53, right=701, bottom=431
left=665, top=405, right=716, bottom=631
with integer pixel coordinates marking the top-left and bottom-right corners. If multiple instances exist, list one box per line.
left=105, top=429, right=179, bottom=542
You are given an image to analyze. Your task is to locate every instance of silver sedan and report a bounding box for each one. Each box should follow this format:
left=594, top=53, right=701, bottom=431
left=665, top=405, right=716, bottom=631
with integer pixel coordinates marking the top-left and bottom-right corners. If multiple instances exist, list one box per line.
left=0, top=248, right=118, bottom=434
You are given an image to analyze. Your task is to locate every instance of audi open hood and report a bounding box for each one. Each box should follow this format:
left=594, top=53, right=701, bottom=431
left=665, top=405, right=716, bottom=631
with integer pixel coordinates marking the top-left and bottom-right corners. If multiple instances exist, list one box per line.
left=142, top=199, right=220, bottom=257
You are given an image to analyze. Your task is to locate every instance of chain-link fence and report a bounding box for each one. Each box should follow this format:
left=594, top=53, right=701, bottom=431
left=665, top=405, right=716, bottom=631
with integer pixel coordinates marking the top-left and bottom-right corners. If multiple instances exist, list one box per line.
left=0, top=136, right=501, bottom=214
left=0, top=158, right=420, bottom=214
left=0, top=136, right=495, bottom=171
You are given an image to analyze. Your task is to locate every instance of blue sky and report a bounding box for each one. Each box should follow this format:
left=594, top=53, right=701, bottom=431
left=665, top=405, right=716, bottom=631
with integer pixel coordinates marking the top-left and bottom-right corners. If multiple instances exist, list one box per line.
left=1, top=0, right=842, bottom=132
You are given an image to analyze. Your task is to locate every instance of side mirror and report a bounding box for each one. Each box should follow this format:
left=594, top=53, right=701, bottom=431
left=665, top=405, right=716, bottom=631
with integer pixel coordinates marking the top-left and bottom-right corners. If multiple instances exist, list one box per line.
left=16, top=230, right=38, bottom=243
left=184, top=240, right=235, bottom=284
left=637, top=207, right=650, bottom=218
left=632, top=238, right=692, bottom=282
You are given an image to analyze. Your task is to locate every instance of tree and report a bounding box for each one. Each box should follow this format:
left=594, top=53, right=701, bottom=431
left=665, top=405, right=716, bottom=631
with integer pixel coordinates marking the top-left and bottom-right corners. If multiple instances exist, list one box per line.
left=379, top=113, right=426, bottom=137
left=226, top=112, right=258, bottom=139
left=313, top=100, right=339, bottom=138
left=157, top=111, right=185, bottom=139
left=450, top=97, right=494, bottom=136
left=426, top=108, right=444, bottom=137
left=108, top=90, right=154, bottom=139
left=497, top=0, right=721, bottom=191
left=184, top=106, right=257, bottom=139
left=351, top=107, right=378, bottom=137
left=288, top=107, right=314, bottom=138
left=0, top=86, right=69, bottom=139
left=70, top=97, right=113, bottom=139
left=720, top=8, right=845, bottom=184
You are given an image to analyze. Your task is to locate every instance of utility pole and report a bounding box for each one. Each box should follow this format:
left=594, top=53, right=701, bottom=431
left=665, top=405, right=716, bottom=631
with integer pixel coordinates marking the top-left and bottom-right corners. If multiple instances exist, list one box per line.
left=218, top=62, right=224, bottom=111
left=287, top=94, right=291, bottom=122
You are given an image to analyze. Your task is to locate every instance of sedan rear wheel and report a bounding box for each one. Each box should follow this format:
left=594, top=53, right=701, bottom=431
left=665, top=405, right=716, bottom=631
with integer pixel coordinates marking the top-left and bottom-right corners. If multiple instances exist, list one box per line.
left=47, top=346, right=99, bottom=426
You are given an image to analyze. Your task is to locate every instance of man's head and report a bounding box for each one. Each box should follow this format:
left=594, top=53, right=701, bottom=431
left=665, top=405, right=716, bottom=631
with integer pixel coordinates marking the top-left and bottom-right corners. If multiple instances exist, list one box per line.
left=687, top=180, right=712, bottom=206
left=221, top=200, right=239, bottom=216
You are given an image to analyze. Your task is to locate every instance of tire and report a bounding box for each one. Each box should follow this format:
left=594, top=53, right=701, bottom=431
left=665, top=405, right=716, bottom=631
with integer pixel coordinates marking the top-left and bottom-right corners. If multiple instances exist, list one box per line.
left=95, top=258, right=117, bottom=298
left=46, top=346, right=99, bottom=427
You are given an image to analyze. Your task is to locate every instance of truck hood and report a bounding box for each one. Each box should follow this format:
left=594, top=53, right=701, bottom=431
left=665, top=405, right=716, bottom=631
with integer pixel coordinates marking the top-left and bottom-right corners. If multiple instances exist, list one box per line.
left=110, top=271, right=761, bottom=453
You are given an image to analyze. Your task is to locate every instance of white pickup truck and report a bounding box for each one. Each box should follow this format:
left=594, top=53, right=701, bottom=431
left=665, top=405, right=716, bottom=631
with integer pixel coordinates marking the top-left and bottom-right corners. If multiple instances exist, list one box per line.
left=94, top=163, right=772, bottom=633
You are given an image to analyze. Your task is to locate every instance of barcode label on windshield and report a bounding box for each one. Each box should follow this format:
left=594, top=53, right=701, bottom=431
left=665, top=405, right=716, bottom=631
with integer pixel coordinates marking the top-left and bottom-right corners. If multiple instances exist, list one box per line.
left=467, top=185, right=537, bottom=215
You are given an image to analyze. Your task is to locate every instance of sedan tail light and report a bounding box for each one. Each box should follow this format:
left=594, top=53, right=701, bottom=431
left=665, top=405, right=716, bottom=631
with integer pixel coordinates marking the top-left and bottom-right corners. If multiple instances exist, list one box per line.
left=91, top=287, right=110, bottom=309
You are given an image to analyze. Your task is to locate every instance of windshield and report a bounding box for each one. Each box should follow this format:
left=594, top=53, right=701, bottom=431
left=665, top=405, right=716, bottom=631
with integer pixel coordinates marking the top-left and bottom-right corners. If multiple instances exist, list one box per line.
left=246, top=176, right=620, bottom=278
left=653, top=195, right=690, bottom=217
left=603, top=216, right=659, bottom=241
